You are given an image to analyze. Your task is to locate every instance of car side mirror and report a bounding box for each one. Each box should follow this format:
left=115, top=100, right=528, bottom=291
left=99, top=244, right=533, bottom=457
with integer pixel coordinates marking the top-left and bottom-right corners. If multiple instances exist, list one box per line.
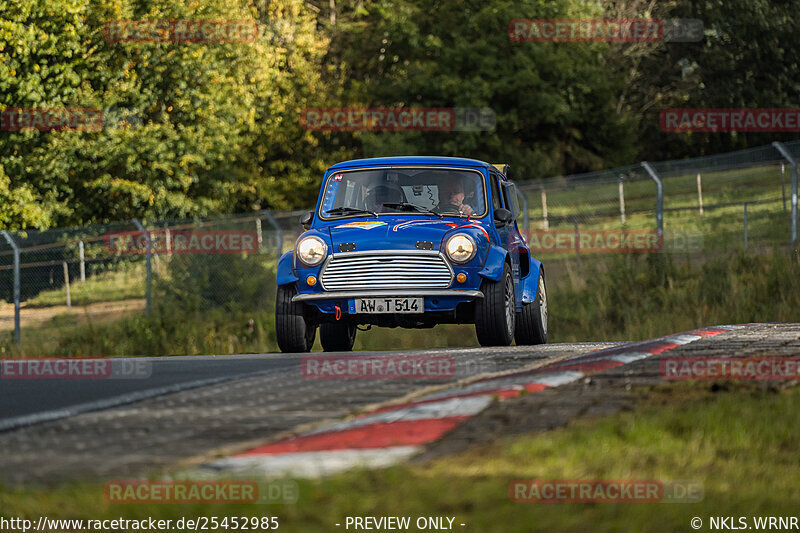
left=494, top=207, right=513, bottom=227
left=300, top=211, right=313, bottom=230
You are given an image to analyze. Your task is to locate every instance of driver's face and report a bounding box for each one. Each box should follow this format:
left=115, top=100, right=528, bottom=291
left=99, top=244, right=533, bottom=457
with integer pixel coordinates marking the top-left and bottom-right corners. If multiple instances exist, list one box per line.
left=442, top=186, right=465, bottom=205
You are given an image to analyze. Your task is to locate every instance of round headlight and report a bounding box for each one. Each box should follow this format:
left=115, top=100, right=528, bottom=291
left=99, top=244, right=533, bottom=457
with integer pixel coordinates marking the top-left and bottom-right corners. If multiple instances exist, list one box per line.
left=297, top=236, right=327, bottom=266
left=446, top=234, right=476, bottom=264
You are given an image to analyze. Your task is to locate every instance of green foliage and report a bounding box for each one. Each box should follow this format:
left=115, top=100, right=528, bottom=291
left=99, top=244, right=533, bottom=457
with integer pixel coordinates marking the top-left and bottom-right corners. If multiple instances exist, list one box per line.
left=4, top=249, right=799, bottom=356
left=0, top=0, right=332, bottom=229
left=324, top=0, right=639, bottom=178
left=551, top=250, right=800, bottom=342
left=155, top=254, right=275, bottom=313
left=630, top=0, right=800, bottom=159
left=25, top=262, right=144, bottom=307
left=1, top=0, right=797, bottom=229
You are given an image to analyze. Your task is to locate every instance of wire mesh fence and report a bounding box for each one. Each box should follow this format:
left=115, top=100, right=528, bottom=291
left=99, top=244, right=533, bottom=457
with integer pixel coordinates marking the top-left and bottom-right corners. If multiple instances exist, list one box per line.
left=0, top=212, right=283, bottom=353
left=1, top=140, right=798, bottom=353
left=515, top=140, right=800, bottom=255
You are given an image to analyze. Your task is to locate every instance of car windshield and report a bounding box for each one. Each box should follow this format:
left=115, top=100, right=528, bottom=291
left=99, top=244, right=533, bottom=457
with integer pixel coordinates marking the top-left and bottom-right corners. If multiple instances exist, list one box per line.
left=319, top=168, right=487, bottom=218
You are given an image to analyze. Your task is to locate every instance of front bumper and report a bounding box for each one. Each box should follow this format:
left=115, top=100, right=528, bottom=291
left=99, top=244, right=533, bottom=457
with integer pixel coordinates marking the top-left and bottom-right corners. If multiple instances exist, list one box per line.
left=292, top=289, right=484, bottom=302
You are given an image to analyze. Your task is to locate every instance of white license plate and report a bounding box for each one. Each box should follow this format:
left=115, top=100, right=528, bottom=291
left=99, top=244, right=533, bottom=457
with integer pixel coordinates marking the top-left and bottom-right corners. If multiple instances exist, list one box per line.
left=355, top=297, right=423, bottom=314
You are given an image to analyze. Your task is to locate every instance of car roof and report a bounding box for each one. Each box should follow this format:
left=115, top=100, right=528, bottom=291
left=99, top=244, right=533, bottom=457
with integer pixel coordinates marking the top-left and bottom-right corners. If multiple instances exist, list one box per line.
left=326, top=156, right=494, bottom=172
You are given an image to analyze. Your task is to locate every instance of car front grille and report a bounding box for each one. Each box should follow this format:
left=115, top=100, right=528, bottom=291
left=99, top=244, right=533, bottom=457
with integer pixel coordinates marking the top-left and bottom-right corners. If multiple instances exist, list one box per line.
left=320, top=251, right=453, bottom=291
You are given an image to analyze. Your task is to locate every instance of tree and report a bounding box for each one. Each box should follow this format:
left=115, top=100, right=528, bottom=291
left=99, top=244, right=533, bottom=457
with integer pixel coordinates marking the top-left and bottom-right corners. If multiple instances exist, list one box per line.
left=321, top=0, right=640, bottom=179
left=0, top=0, right=333, bottom=229
left=630, top=0, right=800, bottom=159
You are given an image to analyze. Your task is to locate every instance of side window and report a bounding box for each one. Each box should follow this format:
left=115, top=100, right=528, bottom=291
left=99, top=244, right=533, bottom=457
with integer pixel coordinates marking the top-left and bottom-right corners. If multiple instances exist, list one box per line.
left=490, top=173, right=503, bottom=211
left=502, top=182, right=520, bottom=219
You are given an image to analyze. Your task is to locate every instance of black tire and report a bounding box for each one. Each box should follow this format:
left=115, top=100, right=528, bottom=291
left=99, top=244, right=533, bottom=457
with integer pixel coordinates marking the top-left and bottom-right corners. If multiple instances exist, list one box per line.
left=275, top=284, right=316, bottom=352
left=319, top=322, right=357, bottom=352
left=515, top=269, right=548, bottom=345
left=474, top=263, right=515, bottom=346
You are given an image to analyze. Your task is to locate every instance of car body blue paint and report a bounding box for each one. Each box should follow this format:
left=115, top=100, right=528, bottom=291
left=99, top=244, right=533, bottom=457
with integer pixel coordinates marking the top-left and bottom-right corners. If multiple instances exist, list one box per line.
left=478, top=245, right=508, bottom=282
left=276, top=251, right=298, bottom=285
left=278, top=156, right=543, bottom=318
left=520, top=257, right=543, bottom=304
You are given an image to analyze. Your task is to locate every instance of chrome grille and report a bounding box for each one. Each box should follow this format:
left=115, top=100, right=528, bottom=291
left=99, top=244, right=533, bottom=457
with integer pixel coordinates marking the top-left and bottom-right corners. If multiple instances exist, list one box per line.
left=320, top=251, right=453, bottom=290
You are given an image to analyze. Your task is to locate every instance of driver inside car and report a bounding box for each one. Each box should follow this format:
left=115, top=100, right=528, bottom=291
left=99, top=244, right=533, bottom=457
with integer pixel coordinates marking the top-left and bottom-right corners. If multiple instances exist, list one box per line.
left=364, top=183, right=403, bottom=213
left=435, top=179, right=474, bottom=215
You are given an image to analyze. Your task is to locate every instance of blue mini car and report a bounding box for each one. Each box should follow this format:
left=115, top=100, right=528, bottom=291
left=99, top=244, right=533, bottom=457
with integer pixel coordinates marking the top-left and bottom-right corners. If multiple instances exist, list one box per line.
left=275, top=156, right=548, bottom=352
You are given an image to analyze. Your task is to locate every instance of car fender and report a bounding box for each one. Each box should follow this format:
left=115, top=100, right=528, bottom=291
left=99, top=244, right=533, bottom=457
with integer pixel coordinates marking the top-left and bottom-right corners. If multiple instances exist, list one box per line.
left=520, top=256, right=543, bottom=304
left=478, top=245, right=509, bottom=282
left=276, top=251, right=298, bottom=286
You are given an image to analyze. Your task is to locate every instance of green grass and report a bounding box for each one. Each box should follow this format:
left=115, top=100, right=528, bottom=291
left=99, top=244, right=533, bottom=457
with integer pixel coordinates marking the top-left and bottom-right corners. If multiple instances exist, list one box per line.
left=548, top=250, right=800, bottom=342
left=2, top=382, right=798, bottom=532
left=24, top=264, right=145, bottom=308
left=3, top=249, right=798, bottom=356
left=521, top=163, right=794, bottom=252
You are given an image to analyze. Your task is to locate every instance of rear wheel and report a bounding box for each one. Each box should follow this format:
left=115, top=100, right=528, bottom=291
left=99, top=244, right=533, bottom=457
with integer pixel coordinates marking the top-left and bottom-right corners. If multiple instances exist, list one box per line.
left=320, top=323, right=357, bottom=352
left=474, top=263, right=515, bottom=346
left=515, top=270, right=548, bottom=345
left=275, top=284, right=316, bottom=352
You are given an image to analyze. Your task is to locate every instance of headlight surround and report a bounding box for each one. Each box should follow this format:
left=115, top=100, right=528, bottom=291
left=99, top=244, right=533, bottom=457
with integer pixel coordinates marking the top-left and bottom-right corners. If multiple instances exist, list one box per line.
left=296, top=235, right=328, bottom=266
left=445, top=233, right=476, bottom=264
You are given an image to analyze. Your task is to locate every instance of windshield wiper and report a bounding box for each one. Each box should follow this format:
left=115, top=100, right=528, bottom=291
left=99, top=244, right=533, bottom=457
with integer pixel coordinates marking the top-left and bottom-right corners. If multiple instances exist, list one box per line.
left=325, top=207, right=378, bottom=218
left=382, top=202, right=443, bottom=218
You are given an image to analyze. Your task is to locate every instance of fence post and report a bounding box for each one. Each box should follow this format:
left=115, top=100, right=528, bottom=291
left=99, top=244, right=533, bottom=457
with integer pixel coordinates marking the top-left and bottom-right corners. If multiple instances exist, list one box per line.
left=132, top=218, right=151, bottom=316
left=618, top=176, right=626, bottom=225
left=640, top=161, right=664, bottom=236
left=261, top=210, right=283, bottom=257
left=781, top=163, right=787, bottom=212
left=165, top=228, right=172, bottom=255
left=255, top=218, right=263, bottom=249
left=696, top=173, right=704, bottom=215
left=63, top=261, right=72, bottom=311
left=540, top=188, right=549, bottom=230
left=1, top=231, right=20, bottom=345
left=79, top=240, right=86, bottom=281
left=743, top=202, right=749, bottom=250
left=573, top=215, right=580, bottom=256
left=772, top=142, right=798, bottom=248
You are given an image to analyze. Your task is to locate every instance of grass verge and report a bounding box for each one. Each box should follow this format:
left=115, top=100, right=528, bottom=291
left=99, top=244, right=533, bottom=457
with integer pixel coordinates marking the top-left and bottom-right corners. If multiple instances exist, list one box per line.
left=2, top=249, right=798, bottom=356
left=1, top=382, right=798, bottom=532
left=23, top=264, right=145, bottom=308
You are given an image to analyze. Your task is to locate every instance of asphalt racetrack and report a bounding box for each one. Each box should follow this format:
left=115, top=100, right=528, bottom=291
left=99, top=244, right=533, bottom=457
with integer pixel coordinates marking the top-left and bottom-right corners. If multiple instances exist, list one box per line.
left=3, top=324, right=799, bottom=486
left=0, top=342, right=617, bottom=484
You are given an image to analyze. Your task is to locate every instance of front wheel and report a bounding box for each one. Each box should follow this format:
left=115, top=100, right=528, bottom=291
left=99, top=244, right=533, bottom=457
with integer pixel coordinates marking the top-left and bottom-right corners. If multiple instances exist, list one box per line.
left=320, top=322, right=357, bottom=352
left=275, top=284, right=316, bottom=352
left=474, top=263, right=515, bottom=346
left=515, top=269, right=548, bottom=345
